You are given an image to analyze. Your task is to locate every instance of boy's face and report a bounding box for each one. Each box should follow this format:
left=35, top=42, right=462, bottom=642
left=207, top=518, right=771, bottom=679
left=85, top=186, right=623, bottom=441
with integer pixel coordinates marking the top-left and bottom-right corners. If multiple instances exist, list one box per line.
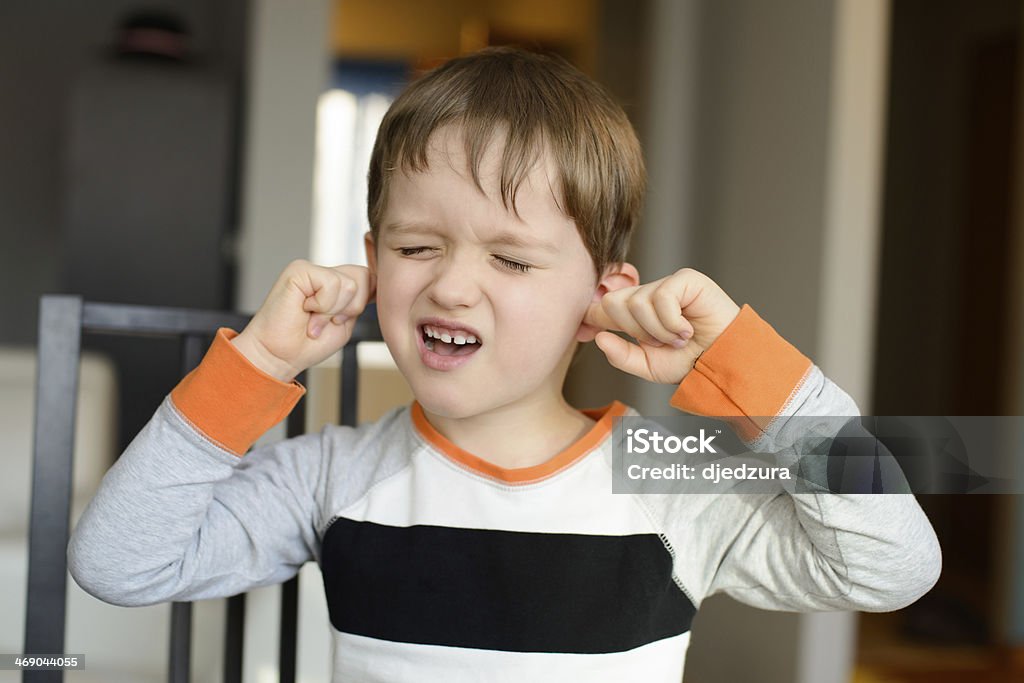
left=365, top=125, right=623, bottom=419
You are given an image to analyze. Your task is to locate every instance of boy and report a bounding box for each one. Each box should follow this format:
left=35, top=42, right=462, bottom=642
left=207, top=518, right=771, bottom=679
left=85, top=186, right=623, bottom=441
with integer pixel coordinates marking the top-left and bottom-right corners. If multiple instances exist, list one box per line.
left=69, top=47, right=940, bottom=681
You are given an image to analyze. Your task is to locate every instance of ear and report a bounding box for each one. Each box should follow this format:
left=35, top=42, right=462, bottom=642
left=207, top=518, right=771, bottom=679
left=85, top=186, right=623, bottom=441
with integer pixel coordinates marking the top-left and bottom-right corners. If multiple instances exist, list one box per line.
left=575, top=261, right=640, bottom=343
left=364, top=231, right=377, bottom=277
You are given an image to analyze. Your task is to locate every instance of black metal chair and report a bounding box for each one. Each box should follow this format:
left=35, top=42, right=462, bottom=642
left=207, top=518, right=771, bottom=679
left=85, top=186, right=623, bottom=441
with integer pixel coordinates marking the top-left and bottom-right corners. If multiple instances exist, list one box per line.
left=23, top=294, right=382, bottom=683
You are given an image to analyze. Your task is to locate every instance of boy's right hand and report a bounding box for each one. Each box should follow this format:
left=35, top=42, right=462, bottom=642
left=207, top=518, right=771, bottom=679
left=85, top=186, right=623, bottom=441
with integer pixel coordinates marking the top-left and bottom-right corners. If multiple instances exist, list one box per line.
left=230, top=259, right=375, bottom=382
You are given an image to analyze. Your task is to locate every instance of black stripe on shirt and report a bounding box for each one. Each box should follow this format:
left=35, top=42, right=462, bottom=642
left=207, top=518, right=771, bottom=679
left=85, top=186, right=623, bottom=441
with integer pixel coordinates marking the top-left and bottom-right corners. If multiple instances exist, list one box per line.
left=320, top=517, right=695, bottom=654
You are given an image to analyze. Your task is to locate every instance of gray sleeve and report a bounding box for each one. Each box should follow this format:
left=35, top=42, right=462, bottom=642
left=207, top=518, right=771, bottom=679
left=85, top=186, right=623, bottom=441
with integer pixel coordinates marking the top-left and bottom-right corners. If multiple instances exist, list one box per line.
left=701, top=366, right=942, bottom=612
left=68, top=395, right=325, bottom=607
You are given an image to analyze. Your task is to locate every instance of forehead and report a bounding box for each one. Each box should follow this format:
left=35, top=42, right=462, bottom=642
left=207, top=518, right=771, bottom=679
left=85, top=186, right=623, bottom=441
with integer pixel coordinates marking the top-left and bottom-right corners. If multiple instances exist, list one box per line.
left=381, top=124, right=576, bottom=245
left=412, top=124, right=563, bottom=206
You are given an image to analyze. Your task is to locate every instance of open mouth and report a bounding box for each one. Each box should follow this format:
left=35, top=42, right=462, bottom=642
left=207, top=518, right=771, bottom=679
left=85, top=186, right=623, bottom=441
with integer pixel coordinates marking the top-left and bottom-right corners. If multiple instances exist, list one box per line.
left=420, top=324, right=482, bottom=357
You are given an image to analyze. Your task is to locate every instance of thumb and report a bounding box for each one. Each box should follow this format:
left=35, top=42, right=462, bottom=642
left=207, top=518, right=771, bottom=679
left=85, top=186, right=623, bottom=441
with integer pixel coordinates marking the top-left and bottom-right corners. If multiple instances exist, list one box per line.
left=594, top=331, right=651, bottom=381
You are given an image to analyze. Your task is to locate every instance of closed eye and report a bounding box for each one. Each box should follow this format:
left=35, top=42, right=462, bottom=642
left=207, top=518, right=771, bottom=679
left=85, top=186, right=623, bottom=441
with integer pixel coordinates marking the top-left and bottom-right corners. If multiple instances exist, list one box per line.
left=494, top=256, right=531, bottom=273
left=398, top=247, right=531, bottom=273
left=397, top=247, right=433, bottom=256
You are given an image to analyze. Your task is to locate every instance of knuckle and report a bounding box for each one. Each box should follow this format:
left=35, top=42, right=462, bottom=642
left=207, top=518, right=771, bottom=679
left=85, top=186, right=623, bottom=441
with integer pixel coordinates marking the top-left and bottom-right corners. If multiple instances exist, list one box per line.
left=601, top=294, right=622, bottom=313
left=653, top=280, right=673, bottom=296
left=654, top=290, right=679, bottom=310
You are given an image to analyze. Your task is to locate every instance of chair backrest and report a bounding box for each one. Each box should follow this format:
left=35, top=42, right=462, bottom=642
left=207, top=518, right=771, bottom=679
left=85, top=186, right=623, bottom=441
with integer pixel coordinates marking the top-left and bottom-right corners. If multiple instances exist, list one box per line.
left=24, top=294, right=382, bottom=683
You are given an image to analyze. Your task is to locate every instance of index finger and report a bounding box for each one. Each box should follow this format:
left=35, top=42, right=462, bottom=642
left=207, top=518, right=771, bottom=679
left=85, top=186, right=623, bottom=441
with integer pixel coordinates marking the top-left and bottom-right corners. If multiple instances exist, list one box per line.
left=583, top=298, right=620, bottom=332
left=331, top=265, right=374, bottom=318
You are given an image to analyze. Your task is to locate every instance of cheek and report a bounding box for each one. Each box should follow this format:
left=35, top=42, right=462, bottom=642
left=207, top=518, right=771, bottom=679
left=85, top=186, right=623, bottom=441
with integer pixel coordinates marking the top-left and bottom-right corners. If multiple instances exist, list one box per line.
left=494, top=281, right=588, bottom=353
left=376, top=258, right=421, bottom=300
left=373, top=267, right=418, bottom=340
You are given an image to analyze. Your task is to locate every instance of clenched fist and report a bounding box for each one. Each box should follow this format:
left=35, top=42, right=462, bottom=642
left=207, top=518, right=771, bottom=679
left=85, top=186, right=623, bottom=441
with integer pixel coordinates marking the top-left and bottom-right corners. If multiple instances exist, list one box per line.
left=231, top=259, right=375, bottom=382
left=583, top=267, right=741, bottom=385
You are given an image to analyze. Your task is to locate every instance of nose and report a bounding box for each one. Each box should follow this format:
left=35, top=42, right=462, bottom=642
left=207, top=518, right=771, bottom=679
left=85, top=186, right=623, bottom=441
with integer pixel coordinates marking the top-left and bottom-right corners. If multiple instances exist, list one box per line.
left=427, top=251, right=483, bottom=309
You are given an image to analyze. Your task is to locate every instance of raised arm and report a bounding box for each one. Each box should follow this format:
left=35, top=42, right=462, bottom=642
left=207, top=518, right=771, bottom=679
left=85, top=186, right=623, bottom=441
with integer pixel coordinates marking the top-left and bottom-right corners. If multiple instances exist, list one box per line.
left=666, top=305, right=942, bottom=612
left=70, top=260, right=375, bottom=606
left=68, top=327, right=321, bottom=606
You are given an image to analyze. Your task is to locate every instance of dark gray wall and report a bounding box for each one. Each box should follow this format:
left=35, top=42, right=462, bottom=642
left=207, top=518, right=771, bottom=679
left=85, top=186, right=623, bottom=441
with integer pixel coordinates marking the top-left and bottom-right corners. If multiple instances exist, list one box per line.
left=688, top=0, right=834, bottom=357
left=0, top=0, right=248, bottom=452
left=0, top=0, right=246, bottom=346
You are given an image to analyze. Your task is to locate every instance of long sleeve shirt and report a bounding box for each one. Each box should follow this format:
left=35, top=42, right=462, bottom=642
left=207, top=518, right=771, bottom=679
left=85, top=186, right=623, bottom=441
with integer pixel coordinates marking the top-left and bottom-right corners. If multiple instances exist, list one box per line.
left=68, top=304, right=942, bottom=682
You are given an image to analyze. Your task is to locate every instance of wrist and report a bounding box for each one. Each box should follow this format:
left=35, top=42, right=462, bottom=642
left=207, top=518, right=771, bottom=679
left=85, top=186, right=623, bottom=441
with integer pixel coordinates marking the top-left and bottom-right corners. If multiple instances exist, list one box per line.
left=230, top=332, right=298, bottom=383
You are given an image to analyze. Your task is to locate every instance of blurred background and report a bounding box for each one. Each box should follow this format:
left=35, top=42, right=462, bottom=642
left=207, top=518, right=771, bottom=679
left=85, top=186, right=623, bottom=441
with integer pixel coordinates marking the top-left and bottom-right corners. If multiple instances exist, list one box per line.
left=2, top=0, right=1023, bottom=681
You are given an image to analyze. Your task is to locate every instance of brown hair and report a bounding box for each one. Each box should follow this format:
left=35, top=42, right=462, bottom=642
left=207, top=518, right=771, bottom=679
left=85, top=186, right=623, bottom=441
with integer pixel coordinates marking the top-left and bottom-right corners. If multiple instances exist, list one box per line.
left=366, top=46, right=646, bottom=277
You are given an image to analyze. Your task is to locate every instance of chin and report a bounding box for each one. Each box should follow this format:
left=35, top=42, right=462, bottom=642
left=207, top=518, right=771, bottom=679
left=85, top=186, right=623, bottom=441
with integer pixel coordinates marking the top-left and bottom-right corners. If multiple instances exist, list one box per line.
left=410, top=374, right=523, bottom=420
left=412, top=387, right=483, bottom=419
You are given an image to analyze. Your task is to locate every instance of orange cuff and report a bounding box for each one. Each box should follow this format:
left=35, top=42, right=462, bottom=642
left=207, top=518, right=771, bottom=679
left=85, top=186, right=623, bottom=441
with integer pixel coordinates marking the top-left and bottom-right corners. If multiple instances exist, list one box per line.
left=669, top=304, right=812, bottom=442
left=170, top=327, right=306, bottom=456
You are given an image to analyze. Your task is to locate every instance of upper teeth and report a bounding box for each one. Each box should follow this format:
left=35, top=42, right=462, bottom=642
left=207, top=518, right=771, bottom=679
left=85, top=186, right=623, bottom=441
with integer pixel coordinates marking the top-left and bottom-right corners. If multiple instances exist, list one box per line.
left=424, top=325, right=477, bottom=345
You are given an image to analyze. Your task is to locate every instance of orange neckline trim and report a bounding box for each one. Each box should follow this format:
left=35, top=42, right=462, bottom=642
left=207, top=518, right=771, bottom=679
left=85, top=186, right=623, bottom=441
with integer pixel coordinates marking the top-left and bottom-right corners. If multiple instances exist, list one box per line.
left=410, top=400, right=628, bottom=484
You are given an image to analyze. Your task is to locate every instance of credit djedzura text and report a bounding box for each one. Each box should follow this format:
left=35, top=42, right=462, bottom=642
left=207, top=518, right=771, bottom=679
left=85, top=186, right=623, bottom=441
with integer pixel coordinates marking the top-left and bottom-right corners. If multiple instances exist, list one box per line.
left=624, top=428, right=792, bottom=482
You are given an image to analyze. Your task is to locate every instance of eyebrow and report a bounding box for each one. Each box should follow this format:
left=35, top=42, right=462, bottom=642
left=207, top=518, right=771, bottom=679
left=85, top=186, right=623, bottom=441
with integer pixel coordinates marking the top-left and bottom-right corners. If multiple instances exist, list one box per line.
left=382, top=222, right=559, bottom=253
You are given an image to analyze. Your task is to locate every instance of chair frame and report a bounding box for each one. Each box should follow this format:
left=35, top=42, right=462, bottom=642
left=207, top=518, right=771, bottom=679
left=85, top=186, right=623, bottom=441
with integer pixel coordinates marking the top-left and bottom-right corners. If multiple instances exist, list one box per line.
left=23, top=294, right=382, bottom=682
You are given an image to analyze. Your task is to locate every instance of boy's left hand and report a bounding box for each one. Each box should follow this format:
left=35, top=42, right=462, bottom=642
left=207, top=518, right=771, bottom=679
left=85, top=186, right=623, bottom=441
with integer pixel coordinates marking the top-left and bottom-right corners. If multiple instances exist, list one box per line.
left=583, top=268, right=741, bottom=384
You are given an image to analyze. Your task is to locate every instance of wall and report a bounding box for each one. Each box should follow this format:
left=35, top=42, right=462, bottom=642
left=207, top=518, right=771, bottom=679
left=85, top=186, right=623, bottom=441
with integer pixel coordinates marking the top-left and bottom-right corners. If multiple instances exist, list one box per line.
left=679, top=0, right=888, bottom=681
left=688, top=0, right=833, bottom=350
left=235, top=0, right=331, bottom=313
left=330, top=0, right=597, bottom=72
left=682, top=10, right=835, bottom=679
left=1, top=2, right=249, bottom=680
left=0, top=0, right=244, bottom=346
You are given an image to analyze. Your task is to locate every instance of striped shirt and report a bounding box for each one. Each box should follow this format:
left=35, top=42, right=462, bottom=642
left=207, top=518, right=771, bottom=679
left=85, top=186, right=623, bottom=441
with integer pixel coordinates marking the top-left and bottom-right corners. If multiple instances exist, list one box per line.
left=69, top=304, right=941, bottom=682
